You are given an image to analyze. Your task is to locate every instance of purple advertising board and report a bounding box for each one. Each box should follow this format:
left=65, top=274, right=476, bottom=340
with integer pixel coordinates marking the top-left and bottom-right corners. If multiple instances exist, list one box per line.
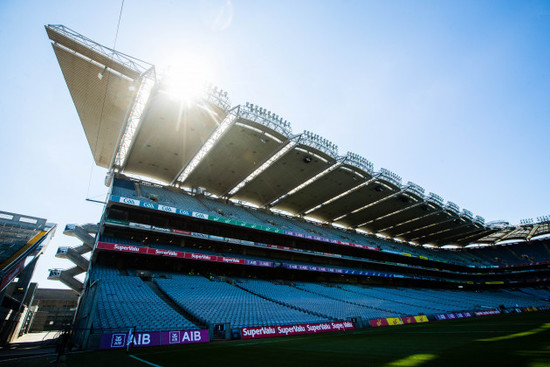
left=100, top=329, right=209, bottom=350
left=241, top=321, right=354, bottom=340
left=435, top=312, right=473, bottom=321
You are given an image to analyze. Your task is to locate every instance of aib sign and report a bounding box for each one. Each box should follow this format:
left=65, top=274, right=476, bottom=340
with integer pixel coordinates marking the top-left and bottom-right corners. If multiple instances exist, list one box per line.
left=100, top=329, right=209, bottom=350
left=110, top=334, right=126, bottom=348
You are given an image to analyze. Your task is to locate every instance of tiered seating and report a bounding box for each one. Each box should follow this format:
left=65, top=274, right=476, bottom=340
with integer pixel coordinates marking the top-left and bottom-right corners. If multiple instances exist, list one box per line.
left=237, top=279, right=395, bottom=320
left=243, top=208, right=306, bottom=233
left=311, top=284, right=446, bottom=315
left=503, top=242, right=550, bottom=263
left=400, top=287, right=543, bottom=309
left=89, top=262, right=550, bottom=332
left=0, top=213, right=45, bottom=265
left=90, top=265, right=198, bottom=332
left=388, top=287, right=473, bottom=311
left=97, top=236, right=464, bottom=281
left=194, top=196, right=268, bottom=227
left=514, top=287, right=550, bottom=300
left=155, top=275, right=328, bottom=328
left=139, top=184, right=218, bottom=215
left=112, top=179, right=138, bottom=198
left=111, top=177, right=550, bottom=267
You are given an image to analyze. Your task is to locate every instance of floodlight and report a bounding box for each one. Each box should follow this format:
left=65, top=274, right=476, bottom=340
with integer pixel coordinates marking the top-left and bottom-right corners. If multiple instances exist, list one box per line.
left=98, top=66, right=107, bottom=80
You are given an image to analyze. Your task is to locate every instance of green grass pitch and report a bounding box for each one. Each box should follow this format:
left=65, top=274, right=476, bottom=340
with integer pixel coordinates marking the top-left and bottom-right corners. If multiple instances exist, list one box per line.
left=9, top=311, right=550, bottom=367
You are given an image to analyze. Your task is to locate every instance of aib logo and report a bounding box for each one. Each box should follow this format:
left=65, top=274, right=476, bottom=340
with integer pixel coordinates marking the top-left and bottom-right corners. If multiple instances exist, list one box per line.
left=169, top=331, right=179, bottom=344
left=111, top=334, right=126, bottom=348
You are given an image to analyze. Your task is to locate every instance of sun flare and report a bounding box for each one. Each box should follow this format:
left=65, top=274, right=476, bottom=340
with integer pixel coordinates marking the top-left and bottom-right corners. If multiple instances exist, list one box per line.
left=159, top=56, right=214, bottom=104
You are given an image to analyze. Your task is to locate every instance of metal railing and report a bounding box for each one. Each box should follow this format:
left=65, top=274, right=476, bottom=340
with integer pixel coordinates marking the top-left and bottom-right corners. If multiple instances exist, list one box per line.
left=404, top=181, right=425, bottom=197
left=474, top=215, right=485, bottom=225
left=426, top=192, right=444, bottom=206
left=300, top=131, right=338, bottom=158
left=344, top=152, right=374, bottom=175
left=461, top=209, right=473, bottom=220
left=445, top=202, right=460, bottom=215
left=378, top=168, right=402, bottom=186
left=239, top=103, right=292, bottom=137
left=46, top=24, right=153, bottom=75
left=486, top=220, right=510, bottom=229
left=204, top=85, right=231, bottom=112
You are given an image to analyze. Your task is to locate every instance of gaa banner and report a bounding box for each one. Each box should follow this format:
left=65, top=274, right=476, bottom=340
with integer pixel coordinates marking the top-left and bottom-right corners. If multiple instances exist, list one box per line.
left=386, top=317, right=403, bottom=326
left=100, top=329, right=209, bottom=350
left=241, top=321, right=354, bottom=340
left=369, top=317, right=406, bottom=327
left=369, top=318, right=389, bottom=328
left=401, top=315, right=429, bottom=324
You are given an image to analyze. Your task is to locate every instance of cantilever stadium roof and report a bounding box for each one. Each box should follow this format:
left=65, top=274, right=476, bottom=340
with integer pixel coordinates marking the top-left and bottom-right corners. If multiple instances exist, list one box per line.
left=46, top=24, right=550, bottom=247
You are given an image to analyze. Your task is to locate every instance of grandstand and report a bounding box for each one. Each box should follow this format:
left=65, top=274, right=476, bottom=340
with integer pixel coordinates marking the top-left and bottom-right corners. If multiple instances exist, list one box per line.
left=0, top=211, right=56, bottom=344
left=44, top=24, right=550, bottom=350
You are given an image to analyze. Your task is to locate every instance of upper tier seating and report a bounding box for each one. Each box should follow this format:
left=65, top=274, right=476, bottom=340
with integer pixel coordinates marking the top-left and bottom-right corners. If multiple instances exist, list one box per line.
left=110, top=177, right=550, bottom=268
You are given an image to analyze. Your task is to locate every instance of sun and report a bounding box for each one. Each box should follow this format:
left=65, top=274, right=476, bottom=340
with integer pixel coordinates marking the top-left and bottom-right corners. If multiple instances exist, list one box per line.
left=159, top=55, right=214, bottom=104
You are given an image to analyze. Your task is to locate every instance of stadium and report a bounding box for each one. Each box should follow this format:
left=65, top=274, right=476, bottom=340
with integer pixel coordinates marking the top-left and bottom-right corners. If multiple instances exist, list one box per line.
left=5, top=17, right=550, bottom=365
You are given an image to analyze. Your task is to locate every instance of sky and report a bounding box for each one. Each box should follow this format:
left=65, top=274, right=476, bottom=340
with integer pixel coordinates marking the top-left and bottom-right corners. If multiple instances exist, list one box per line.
left=0, top=0, right=549, bottom=289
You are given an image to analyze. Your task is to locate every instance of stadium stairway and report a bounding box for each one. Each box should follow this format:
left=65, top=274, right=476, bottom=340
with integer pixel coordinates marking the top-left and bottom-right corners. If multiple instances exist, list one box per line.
left=48, top=223, right=99, bottom=294
left=143, top=280, right=206, bottom=329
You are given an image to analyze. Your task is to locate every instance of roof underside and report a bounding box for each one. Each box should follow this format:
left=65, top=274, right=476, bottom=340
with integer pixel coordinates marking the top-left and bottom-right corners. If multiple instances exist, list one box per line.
left=52, top=44, right=138, bottom=167
left=49, top=24, right=546, bottom=247
left=123, top=90, right=226, bottom=182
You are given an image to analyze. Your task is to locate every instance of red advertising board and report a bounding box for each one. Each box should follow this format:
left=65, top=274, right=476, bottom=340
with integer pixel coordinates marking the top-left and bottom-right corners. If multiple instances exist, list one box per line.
left=171, top=229, right=191, bottom=235
left=97, top=242, right=248, bottom=266
left=96, top=242, right=149, bottom=254
left=369, top=318, right=389, bottom=327
left=401, top=316, right=418, bottom=324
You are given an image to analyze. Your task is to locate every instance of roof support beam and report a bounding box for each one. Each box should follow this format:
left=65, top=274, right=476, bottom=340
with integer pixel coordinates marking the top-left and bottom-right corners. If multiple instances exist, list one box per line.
left=526, top=224, right=540, bottom=241
left=225, top=136, right=299, bottom=198
left=359, top=199, right=426, bottom=228
left=377, top=207, right=442, bottom=234
left=269, top=157, right=345, bottom=207
left=434, top=227, right=489, bottom=246
left=110, top=67, right=156, bottom=172
left=397, top=215, right=456, bottom=239
left=173, top=106, right=239, bottom=186
left=412, top=221, right=472, bottom=243
left=301, top=174, right=380, bottom=217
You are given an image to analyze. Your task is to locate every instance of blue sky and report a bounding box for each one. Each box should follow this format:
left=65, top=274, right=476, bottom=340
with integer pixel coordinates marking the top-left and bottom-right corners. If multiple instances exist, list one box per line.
left=1, top=0, right=549, bottom=288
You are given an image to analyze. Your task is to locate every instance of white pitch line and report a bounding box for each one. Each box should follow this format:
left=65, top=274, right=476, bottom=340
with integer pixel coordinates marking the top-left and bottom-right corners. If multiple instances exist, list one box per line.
left=129, top=354, right=163, bottom=367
